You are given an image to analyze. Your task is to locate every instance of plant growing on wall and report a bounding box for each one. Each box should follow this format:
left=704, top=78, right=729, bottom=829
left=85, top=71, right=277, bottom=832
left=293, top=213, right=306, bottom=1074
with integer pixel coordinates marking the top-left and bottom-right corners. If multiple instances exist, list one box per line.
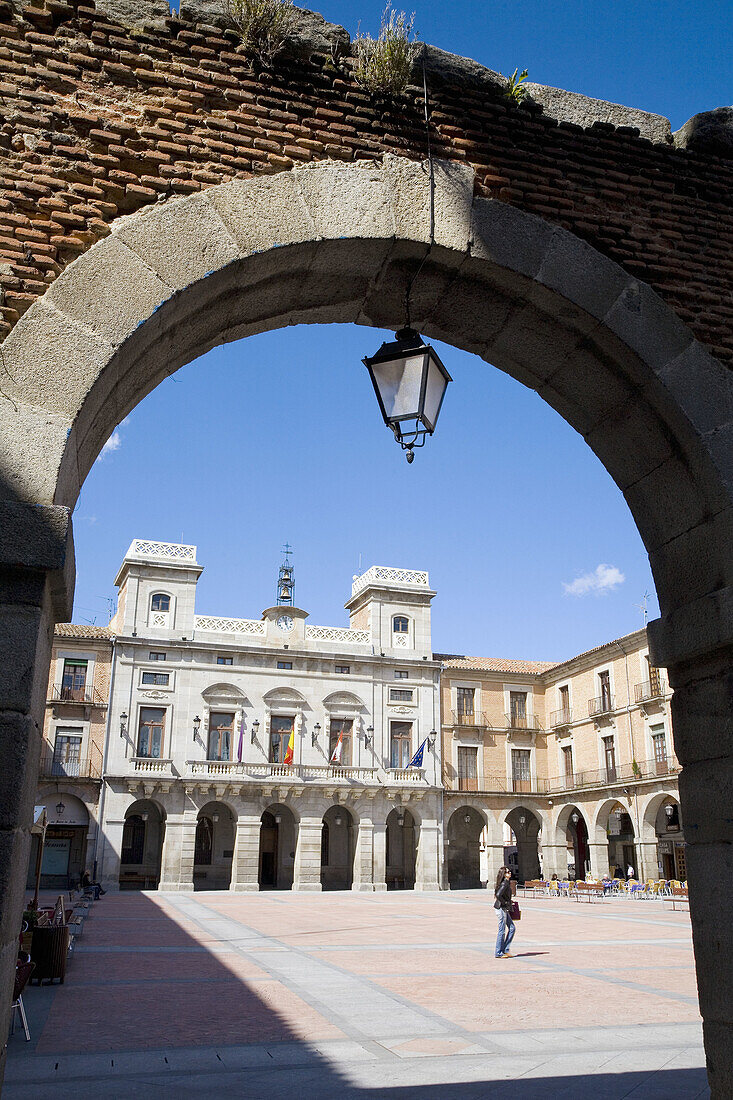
left=227, top=0, right=295, bottom=64
left=504, top=67, right=529, bottom=105
left=354, top=6, right=419, bottom=95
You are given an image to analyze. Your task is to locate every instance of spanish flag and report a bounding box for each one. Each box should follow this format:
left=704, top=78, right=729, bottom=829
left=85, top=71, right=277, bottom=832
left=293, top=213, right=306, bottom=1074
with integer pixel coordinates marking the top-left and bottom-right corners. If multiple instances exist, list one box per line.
left=283, top=727, right=295, bottom=765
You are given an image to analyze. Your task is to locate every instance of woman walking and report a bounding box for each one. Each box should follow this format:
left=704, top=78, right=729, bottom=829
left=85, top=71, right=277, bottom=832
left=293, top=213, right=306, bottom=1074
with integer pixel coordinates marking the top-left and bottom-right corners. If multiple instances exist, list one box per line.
left=494, top=865, right=516, bottom=958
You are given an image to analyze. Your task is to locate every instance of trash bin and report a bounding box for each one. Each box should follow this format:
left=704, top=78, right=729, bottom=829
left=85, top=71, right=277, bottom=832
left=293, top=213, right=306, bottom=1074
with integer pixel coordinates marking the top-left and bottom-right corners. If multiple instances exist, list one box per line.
left=30, top=925, right=69, bottom=984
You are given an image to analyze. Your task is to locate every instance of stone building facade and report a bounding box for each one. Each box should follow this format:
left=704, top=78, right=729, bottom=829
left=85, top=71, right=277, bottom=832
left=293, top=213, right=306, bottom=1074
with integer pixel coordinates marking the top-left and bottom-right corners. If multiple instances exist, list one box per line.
left=28, top=623, right=113, bottom=890
left=94, top=540, right=443, bottom=893
left=441, top=633, right=680, bottom=888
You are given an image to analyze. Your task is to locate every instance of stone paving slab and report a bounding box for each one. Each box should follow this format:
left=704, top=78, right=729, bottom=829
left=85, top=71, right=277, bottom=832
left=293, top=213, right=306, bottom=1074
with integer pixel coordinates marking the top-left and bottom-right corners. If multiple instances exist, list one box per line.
left=5, top=890, right=708, bottom=1098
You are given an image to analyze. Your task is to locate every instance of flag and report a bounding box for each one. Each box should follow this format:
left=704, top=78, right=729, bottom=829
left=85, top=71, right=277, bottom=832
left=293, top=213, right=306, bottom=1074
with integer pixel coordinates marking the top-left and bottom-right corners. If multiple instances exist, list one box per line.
left=283, top=727, right=295, bottom=765
left=330, top=729, right=344, bottom=765
left=237, top=719, right=244, bottom=763
left=407, top=738, right=427, bottom=768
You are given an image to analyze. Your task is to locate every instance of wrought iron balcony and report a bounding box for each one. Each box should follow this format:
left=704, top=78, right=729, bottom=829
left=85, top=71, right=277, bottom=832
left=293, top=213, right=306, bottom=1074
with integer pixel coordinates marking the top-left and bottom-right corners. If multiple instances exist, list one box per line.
left=38, top=747, right=101, bottom=780
left=634, top=678, right=666, bottom=703
left=450, top=710, right=491, bottom=728
left=550, top=707, right=573, bottom=728
left=588, top=694, right=615, bottom=717
left=504, top=713, right=543, bottom=732
left=545, top=756, right=680, bottom=792
left=49, top=683, right=107, bottom=706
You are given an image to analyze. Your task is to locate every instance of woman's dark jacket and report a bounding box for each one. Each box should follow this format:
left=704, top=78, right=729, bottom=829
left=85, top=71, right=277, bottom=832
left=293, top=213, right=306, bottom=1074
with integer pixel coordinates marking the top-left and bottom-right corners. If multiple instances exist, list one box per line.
left=494, top=879, right=513, bottom=912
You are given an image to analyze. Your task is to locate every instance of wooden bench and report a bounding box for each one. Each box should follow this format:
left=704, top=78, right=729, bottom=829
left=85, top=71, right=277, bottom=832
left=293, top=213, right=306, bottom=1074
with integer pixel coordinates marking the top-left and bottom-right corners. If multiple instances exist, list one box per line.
left=667, top=886, right=689, bottom=911
left=520, top=880, right=544, bottom=898
left=571, top=881, right=605, bottom=902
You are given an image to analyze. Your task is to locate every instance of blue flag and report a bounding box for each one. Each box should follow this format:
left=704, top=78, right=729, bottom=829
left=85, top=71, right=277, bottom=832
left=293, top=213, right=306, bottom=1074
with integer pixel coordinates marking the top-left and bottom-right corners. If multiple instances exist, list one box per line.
left=408, top=738, right=427, bottom=768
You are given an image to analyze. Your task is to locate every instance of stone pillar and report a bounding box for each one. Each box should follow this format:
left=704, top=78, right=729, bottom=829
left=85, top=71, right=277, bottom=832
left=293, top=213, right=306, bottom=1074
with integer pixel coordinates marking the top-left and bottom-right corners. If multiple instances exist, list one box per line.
left=415, top=820, right=440, bottom=891
left=635, top=840, right=659, bottom=881
left=230, top=815, right=261, bottom=892
left=587, top=842, right=610, bottom=878
left=539, top=844, right=567, bottom=880
left=159, top=815, right=196, bottom=891
left=98, top=818, right=124, bottom=892
left=0, top=503, right=73, bottom=1092
left=372, top=819, right=387, bottom=891
left=482, top=845, right=507, bottom=887
left=352, top=817, right=375, bottom=891
left=292, top=817, right=323, bottom=891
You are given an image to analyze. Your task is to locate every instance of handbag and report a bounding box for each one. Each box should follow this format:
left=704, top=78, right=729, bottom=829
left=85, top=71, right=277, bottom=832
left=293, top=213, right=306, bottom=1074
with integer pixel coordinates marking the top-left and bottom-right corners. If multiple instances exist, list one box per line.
left=510, top=900, right=521, bottom=920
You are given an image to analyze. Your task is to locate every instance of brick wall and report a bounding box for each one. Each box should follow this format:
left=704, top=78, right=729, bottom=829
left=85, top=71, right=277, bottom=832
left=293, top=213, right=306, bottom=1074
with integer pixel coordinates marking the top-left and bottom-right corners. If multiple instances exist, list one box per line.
left=1, top=0, right=732, bottom=365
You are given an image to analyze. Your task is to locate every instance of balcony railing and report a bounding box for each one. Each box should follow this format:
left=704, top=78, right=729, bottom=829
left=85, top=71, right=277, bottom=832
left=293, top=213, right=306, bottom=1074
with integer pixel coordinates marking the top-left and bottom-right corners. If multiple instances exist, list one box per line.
left=504, top=713, right=543, bottom=732
left=49, top=683, right=107, bottom=706
left=130, top=757, right=174, bottom=775
left=38, top=748, right=101, bottom=780
left=634, top=678, right=666, bottom=703
left=550, top=708, right=573, bottom=728
left=588, top=694, right=615, bottom=717
left=443, top=756, right=679, bottom=796
left=184, top=761, right=385, bottom=784
left=451, top=711, right=491, bottom=728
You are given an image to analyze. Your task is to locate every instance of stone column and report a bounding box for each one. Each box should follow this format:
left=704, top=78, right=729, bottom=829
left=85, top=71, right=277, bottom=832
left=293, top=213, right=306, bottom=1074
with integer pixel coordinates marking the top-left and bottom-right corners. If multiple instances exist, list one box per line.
left=587, top=842, right=610, bottom=878
left=635, top=840, right=659, bottom=881
left=0, top=502, right=73, bottom=1092
left=98, top=818, right=124, bottom=892
left=482, top=845, right=507, bottom=887
left=352, top=817, right=375, bottom=891
left=292, top=817, right=323, bottom=891
left=538, top=844, right=566, bottom=880
left=230, top=815, right=261, bottom=892
left=159, top=814, right=196, bottom=891
left=372, top=819, right=387, bottom=891
left=415, top=820, right=440, bottom=891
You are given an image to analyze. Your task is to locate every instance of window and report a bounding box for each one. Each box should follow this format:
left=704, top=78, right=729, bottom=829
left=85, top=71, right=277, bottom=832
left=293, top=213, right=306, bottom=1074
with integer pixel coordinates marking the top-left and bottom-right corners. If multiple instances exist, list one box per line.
left=603, top=735, right=617, bottom=781
left=390, top=721, right=412, bottom=769
left=121, top=815, right=145, bottom=864
left=329, top=719, right=352, bottom=766
left=270, top=716, right=293, bottom=763
left=392, top=616, right=409, bottom=633
left=52, top=731, right=82, bottom=777
left=137, top=707, right=165, bottom=758
left=651, top=724, right=668, bottom=774
left=335, top=665, right=350, bottom=674
left=599, top=670, right=612, bottom=711
left=509, top=691, right=527, bottom=728
left=562, top=745, right=574, bottom=784
left=457, top=686, right=475, bottom=719
left=389, top=688, right=413, bottom=702
left=559, top=685, right=570, bottom=719
left=194, top=817, right=213, bottom=864
left=511, top=748, right=531, bottom=792
left=149, top=651, right=166, bottom=662
left=141, top=671, right=169, bottom=686
left=150, top=593, right=170, bottom=612
left=208, top=711, right=234, bottom=761
left=457, top=746, right=478, bottom=791
left=277, top=661, right=292, bottom=670
left=61, top=659, right=87, bottom=701
left=394, top=670, right=409, bottom=679
left=646, top=655, right=662, bottom=694
left=217, top=655, right=233, bottom=666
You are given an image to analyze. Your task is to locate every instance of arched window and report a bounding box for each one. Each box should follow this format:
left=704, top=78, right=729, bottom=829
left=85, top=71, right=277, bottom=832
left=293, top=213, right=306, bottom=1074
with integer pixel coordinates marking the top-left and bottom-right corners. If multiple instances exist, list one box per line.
left=151, top=593, right=170, bottom=612
left=195, top=817, right=213, bottom=865
left=393, top=615, right=409, bottom=633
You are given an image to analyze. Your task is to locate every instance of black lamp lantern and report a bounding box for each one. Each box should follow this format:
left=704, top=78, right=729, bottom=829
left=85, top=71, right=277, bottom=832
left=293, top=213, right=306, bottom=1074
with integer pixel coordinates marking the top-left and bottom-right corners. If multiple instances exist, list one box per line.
left=363, top=328, right=452, bottom=462
left=192, top=714, right=201, bottom=742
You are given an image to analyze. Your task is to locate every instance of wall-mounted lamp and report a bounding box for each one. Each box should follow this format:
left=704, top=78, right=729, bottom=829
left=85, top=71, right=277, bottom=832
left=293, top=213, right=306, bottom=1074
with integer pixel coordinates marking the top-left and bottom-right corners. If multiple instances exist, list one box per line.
left=212, top=813, right=219, bottom=823
left=334, top=814, right=343, bottom=827
left=464, top=813, right=471, bottom=824
left=519, top=814, right=526, bottom=827
left=312, top=722, right=321, bottom=747
left=120, top=711, right=128, bottom=738
left=428, top=729, right=437, bottom=748
left=55, top=798, right=65, bottom=816
left=141, top=812, right=149, bottom=822
left=664, top=803, right=675, bottom=819
left=251, top=719, right=260, bottom=744
left=571, top=812, right=579, bottom=825
left=274, top=813, right=282, bottom=825
left=192, top=714, right=201, bottom=742
left=365, top=725, right=374, bottom=747
left=397, top=812, right=405, bottom=827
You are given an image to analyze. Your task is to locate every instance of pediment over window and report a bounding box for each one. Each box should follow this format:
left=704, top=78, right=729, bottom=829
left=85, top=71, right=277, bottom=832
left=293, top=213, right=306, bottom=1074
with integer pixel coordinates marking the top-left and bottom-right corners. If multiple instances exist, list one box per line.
left=263, top=686, right=306, bottom=704
left=201, top=682, right=248, bottom=703
left=322, top=691, right=364, bottom=709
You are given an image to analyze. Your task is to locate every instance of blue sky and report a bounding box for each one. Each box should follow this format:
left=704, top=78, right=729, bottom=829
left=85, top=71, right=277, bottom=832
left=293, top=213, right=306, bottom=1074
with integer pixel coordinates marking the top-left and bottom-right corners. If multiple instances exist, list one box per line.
left=71, top=1, right=726, bottom=659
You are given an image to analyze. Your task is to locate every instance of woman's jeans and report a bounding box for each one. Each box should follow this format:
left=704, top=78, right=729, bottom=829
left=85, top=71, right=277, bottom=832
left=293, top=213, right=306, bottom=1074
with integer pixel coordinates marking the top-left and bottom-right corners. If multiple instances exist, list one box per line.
left=495, top=908, right=515, bottom=956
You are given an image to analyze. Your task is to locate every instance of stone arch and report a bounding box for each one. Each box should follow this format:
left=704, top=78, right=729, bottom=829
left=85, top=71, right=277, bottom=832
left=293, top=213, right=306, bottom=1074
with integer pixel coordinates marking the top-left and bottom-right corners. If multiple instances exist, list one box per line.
left=446, top=804, right=488, bottom=889
left=194, top=800, right=236, bottom=891
left=320, top=804, right=356, bottom=891
left=385, top=806, right=417, bottom=890
left=554, top=804, right=590, bottom=880
left=119, top=797, right=166, bottom=890
left=258, top=802, right=297, bottom=889
left=1, top=154, right=732, bottom=1088
left=503, top=805, right=544, bottom=884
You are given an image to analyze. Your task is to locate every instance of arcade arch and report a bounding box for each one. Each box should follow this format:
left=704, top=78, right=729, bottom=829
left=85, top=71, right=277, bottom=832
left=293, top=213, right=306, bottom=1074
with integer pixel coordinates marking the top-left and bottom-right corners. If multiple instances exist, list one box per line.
left=555, top=805, right=590, bottom=880
left=504, top=806, right=543, bottom=884
left=194, top=801, right=236, bottom=890
left=258, top=804, right=296, bottom=890
left=447, top=805, right=487, bottom=890
left=119, top=799, right=165, bottom=890
left=320, top=805, right=356, bottom=891
left=1, top=156, right=732, bottom=1088
left=385, top=807, right=417, bottom=890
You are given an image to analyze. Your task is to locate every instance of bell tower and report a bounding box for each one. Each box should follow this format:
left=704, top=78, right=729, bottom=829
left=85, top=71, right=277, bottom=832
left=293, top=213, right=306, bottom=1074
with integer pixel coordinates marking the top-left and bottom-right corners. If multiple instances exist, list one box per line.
left=276, top=543, right=295, bottom=607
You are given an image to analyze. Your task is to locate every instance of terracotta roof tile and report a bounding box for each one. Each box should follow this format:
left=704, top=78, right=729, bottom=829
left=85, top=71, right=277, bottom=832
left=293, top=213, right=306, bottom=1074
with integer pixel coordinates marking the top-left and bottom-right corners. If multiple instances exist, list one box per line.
left=436, top=654, right=557, bottom=675
left=54, top=624, right=114, bottom=640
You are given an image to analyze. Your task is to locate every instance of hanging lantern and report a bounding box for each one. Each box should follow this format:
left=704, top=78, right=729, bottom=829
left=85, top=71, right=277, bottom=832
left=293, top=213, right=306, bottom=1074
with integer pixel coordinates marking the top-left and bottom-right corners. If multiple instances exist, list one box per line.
left=363, top=328, right=452, bottom=462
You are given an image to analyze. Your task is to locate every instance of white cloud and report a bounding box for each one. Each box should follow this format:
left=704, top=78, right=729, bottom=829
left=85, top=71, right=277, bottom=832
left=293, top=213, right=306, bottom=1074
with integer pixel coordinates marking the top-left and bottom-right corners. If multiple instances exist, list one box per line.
left=98, top=418, right=130, bottom=460
left=563, top=563, right=625, bottom=597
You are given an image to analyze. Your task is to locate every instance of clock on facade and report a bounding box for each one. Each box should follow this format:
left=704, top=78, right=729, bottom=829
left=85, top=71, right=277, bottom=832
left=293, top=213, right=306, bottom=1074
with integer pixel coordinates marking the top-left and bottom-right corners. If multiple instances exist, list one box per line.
left=276, top=614, right=294, bottom=633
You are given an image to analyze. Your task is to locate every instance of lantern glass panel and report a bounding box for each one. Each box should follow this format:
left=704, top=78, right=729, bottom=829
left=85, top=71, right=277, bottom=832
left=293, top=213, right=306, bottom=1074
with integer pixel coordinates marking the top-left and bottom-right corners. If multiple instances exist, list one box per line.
left=423, top=353, right=448, bottom=431
left=371, top=353, right=426, bottom=423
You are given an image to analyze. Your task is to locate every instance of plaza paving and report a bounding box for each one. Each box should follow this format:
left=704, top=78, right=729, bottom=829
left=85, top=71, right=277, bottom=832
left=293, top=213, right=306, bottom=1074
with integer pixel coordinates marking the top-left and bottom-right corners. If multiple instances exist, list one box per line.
left=6, top=890, right=708, bottom=1098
